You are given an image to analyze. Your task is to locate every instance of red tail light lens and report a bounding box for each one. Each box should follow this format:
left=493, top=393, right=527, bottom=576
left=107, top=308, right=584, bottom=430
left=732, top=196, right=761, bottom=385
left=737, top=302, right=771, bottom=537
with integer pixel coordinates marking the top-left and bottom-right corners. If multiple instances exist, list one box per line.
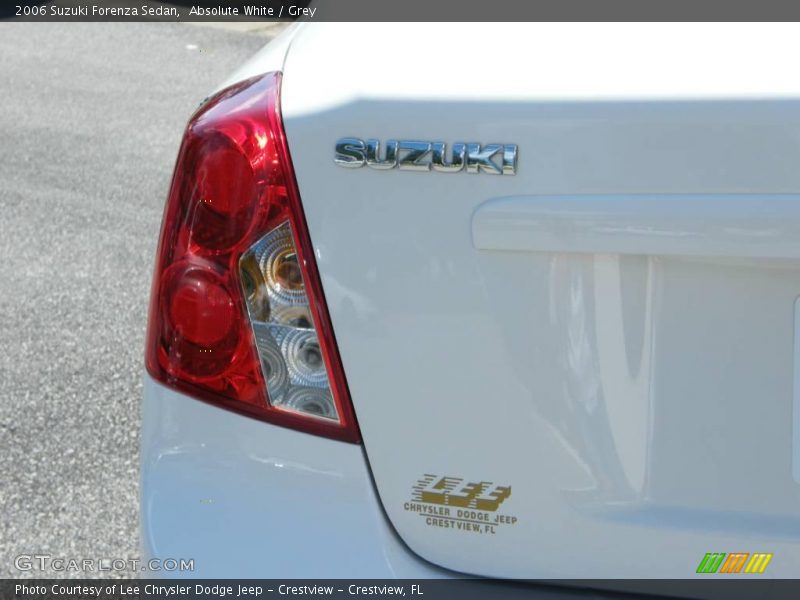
left=145, top=72, right=360, bottom=443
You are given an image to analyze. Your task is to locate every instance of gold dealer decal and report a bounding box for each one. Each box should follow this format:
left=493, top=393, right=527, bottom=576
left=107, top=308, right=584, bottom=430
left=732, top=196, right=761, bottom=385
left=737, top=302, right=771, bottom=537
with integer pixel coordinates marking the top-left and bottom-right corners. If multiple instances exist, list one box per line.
left=404, top=474, right=518, bottom=535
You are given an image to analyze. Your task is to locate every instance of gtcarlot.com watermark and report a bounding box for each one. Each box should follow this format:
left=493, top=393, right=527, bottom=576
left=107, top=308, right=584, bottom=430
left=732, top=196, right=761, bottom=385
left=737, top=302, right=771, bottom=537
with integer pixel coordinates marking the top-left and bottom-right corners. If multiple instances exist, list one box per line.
left=14, top=554, right=194, bottom=573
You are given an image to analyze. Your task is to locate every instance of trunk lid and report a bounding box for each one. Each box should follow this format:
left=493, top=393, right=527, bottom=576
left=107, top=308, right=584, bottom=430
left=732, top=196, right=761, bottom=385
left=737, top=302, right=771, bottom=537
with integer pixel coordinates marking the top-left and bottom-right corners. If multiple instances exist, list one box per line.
left=281, top=23, right=800, bottom=578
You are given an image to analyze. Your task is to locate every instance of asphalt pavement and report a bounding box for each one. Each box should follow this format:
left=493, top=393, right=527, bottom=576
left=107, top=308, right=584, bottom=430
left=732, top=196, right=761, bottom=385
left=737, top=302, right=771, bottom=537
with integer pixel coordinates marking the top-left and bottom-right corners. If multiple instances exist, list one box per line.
left=0, top=22, right=273, bottom=578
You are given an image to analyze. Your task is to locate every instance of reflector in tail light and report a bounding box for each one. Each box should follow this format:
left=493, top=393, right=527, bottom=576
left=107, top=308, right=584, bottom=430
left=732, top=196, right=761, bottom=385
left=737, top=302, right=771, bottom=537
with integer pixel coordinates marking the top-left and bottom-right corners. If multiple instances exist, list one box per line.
left=145, top=73, right=359, bottom=443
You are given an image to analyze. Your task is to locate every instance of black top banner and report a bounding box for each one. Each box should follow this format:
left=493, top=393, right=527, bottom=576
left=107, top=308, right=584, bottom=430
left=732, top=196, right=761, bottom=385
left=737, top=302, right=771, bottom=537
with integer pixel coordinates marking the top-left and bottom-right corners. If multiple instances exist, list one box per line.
left=7, top=0, right=800, bottom=21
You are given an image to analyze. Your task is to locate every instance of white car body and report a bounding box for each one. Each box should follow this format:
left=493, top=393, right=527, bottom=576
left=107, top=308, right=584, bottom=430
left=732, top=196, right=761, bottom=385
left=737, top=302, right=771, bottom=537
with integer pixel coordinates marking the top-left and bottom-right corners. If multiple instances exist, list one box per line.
left=142, top=23, right=800, bottom=584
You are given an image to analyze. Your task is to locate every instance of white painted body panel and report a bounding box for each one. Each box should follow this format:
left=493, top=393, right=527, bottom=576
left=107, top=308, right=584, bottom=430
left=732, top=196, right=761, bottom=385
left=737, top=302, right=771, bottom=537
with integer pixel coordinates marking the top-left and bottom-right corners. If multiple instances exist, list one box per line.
left=140, top=374, right=450, bottom=578
left=473, top=194, right=800, bottom=259
left=276, top=24, right=800, bottom=578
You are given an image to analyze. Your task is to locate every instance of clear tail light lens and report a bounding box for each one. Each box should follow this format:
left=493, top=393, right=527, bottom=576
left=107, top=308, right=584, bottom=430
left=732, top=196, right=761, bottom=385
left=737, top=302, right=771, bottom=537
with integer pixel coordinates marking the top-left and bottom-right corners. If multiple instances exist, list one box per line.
left=145, top=72, right=359, bottom=442
left=241, top=222, right=336, bottom=418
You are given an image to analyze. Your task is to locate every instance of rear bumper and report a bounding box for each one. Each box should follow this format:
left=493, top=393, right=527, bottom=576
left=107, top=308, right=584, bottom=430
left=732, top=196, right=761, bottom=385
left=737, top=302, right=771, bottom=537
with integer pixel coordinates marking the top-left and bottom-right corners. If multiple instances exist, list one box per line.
left=140, top=374, right=448, bottom=578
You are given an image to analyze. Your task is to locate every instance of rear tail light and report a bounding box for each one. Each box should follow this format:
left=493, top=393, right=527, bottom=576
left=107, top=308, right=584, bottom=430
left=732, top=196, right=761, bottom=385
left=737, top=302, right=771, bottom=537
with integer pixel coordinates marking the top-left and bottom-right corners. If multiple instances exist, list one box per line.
left=145, top=72, right=359, bottom=443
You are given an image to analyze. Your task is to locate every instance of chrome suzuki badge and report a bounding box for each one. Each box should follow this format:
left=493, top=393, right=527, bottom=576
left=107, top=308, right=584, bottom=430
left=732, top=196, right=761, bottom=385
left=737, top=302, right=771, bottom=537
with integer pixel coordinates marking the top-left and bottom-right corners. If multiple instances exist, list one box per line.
left=334, top=138, right=517, bottom=175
